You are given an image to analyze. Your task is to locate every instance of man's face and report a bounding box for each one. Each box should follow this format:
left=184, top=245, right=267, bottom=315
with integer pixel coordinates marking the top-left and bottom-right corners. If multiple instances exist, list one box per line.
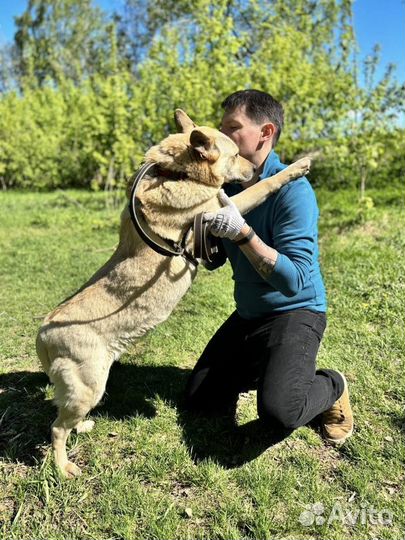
left=220, top=106, right=265, bottom=162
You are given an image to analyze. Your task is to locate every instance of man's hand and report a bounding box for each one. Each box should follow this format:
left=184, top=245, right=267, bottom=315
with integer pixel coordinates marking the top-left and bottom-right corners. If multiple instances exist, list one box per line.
left=204, top=190, right=246, bottom=240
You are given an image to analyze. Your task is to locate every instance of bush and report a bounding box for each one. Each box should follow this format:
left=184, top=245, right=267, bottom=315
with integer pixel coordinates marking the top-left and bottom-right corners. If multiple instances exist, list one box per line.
left=0, top=75, right=146, bottom=190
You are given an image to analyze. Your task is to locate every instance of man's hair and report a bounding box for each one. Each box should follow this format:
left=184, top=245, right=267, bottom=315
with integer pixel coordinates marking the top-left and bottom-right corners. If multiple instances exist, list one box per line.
left=221, top=89, right=284, bottom=147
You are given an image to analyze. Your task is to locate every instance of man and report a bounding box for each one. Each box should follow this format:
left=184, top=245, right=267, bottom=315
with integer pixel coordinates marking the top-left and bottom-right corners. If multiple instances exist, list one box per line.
left=185, top=89, right=353, bottom=445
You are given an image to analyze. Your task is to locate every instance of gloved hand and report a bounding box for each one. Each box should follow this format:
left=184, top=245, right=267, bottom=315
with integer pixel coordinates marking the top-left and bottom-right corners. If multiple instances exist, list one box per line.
left=204, top=190, right=246, bottom=240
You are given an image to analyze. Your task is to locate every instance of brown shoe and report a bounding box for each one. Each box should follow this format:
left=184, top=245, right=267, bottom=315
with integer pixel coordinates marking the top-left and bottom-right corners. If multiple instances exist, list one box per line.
left=322, top=372, right=353, bottom=445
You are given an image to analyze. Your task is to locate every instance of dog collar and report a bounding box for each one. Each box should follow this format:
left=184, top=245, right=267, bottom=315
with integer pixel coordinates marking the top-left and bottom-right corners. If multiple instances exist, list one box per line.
left=128, top=162, right=197, bottom=265
left=155, top=167, right=188, bottom=180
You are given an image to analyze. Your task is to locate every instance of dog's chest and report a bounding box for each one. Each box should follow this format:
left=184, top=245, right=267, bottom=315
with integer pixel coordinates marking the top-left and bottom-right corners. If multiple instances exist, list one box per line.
left=105, top=255, right=196, bottom=356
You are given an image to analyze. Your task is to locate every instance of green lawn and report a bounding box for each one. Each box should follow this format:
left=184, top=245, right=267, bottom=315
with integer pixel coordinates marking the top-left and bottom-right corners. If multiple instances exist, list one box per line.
left=0, top=187, right=404, bottom=540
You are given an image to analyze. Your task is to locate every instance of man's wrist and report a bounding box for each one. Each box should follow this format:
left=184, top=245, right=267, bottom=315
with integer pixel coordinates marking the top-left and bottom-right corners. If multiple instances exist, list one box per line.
left=239, top=223, right=251, bottom=236
left=234, top=225, right=255, bottom=245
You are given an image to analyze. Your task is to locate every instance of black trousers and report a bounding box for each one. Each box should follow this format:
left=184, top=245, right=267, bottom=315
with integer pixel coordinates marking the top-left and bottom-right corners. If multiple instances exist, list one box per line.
left=185, top=309, right=344, bottom=429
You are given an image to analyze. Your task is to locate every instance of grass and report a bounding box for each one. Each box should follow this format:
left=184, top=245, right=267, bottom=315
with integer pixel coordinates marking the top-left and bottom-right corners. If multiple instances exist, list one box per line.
left=0, top=186, right=404, bottom=539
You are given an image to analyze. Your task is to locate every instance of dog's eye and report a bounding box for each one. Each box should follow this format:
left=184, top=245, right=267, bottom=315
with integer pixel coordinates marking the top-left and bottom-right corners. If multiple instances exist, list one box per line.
left=234, top=153, right=239, bottom=158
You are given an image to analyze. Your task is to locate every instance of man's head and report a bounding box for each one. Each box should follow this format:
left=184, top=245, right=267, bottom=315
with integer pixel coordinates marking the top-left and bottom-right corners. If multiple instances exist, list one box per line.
left=220, top=89, right=284, bottom=165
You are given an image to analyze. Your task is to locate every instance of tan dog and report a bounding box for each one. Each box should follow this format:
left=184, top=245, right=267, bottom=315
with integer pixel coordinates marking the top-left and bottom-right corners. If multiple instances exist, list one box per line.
left=36, top=110, right=310, bottom=477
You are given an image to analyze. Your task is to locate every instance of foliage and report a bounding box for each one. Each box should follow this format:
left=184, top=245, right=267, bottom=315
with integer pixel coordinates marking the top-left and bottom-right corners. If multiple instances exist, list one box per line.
left=0, top=75, right=141, bottom=189
left=316, top=45, right=405, bottom=195
left=0, top=0, right=404, bottom=191
left=13, top=0, right=111, bottom=86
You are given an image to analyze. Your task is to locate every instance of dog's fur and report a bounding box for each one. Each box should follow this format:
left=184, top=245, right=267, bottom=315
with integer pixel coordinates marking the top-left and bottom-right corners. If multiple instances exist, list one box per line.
left=36, top=110, right=310, bottom=477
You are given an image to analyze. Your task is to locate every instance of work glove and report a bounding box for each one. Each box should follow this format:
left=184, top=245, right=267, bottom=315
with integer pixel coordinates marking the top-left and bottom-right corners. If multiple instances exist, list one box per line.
left=204, top=190, right=246, bottom=240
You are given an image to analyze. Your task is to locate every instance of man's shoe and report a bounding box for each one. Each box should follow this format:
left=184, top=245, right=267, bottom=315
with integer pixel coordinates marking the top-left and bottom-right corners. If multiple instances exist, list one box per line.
left=322, top=372, right=353, bottom=446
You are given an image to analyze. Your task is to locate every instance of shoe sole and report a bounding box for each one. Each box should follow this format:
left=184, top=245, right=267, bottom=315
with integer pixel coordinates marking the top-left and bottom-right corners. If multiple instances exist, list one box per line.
left=322, top=426, right=354, bottom=446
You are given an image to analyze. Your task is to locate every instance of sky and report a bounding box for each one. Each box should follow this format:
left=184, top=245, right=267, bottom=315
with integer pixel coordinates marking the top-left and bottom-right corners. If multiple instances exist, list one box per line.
left=0, top=0, right=404, bottom=84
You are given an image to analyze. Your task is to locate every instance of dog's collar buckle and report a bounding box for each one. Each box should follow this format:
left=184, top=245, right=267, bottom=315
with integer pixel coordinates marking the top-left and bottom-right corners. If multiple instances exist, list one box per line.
left=192, top=213, right=219, bottom=263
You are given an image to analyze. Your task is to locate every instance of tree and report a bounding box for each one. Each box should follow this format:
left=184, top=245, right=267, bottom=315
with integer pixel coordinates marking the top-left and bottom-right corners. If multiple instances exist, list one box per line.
left=14, top=0, right=111, bottom=86
left=348, top=46, right=404, bottom=197
left=125, top=0, right=359, bottom=160
left=115, top=0, right=200, bottom=68
left=318, top=42, right=405, bottom=195
left=1, top=0, right=403, bottom=191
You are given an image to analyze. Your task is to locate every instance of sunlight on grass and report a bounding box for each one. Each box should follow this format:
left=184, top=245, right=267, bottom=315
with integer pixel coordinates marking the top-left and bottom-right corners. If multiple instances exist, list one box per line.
left=0, top=188, right=404, bottom=539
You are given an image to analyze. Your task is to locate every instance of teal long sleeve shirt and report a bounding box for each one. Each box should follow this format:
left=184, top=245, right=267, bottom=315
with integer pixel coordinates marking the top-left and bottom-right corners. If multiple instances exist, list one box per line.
left=222, top=150, right=327, bottom=319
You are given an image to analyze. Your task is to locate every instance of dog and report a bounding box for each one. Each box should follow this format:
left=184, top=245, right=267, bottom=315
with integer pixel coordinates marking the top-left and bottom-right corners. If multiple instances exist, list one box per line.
left=36, top=110, right=310, bottom=477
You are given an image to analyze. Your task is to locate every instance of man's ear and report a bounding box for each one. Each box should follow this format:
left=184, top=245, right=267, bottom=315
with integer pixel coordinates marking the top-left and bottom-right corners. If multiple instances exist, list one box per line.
left=261, top=122, right=276, bottom=141
left=189, top=129, right=219, bottom=162
left=174, top=109, right=197, bottom=133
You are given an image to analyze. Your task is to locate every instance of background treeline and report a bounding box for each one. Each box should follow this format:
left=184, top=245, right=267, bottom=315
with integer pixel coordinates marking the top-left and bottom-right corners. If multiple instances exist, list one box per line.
left=0, top=0, right=404, bottom=193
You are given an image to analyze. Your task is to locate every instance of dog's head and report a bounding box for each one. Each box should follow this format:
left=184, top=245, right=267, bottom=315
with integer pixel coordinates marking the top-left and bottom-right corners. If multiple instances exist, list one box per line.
left=188, top=126, right=255, bottom=186
left=144, top=110, right=255, bottom=188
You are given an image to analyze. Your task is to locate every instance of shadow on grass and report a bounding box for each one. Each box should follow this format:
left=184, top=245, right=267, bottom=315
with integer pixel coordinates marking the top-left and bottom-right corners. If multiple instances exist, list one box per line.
left=0, top=363, right=291, bottom=469
left=387, top=411, right=405, bottom=434
left=0, top=370, right=52, bottom=466
left=178, top=412, right=292, bottom=468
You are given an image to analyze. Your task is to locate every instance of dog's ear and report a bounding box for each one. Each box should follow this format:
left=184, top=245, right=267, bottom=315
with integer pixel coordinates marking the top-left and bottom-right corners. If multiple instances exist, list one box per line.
left=190, top=129, right=219, bottom=162
left=174, top=109, right=196, bottom=133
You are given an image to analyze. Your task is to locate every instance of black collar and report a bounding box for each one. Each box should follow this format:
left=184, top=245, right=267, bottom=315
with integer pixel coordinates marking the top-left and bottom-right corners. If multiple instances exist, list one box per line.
left=128, top=162, right=197, bottom=265
left=155, top=167, right=188, bottom=180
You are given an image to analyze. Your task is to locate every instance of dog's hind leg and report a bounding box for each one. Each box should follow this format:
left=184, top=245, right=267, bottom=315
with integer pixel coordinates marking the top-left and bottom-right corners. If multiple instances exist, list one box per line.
left=49, top=356, right=109, bottom=478
left=52, top=411, right=84, bottom=478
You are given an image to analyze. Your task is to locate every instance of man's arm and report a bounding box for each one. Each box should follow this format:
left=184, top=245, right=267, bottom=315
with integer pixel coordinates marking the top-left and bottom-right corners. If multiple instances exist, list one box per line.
left=205, top=185, right=316, bottom=296
left=233, top=223, right=278, bottom=281
left=204, top=190, right=279, bottom=279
